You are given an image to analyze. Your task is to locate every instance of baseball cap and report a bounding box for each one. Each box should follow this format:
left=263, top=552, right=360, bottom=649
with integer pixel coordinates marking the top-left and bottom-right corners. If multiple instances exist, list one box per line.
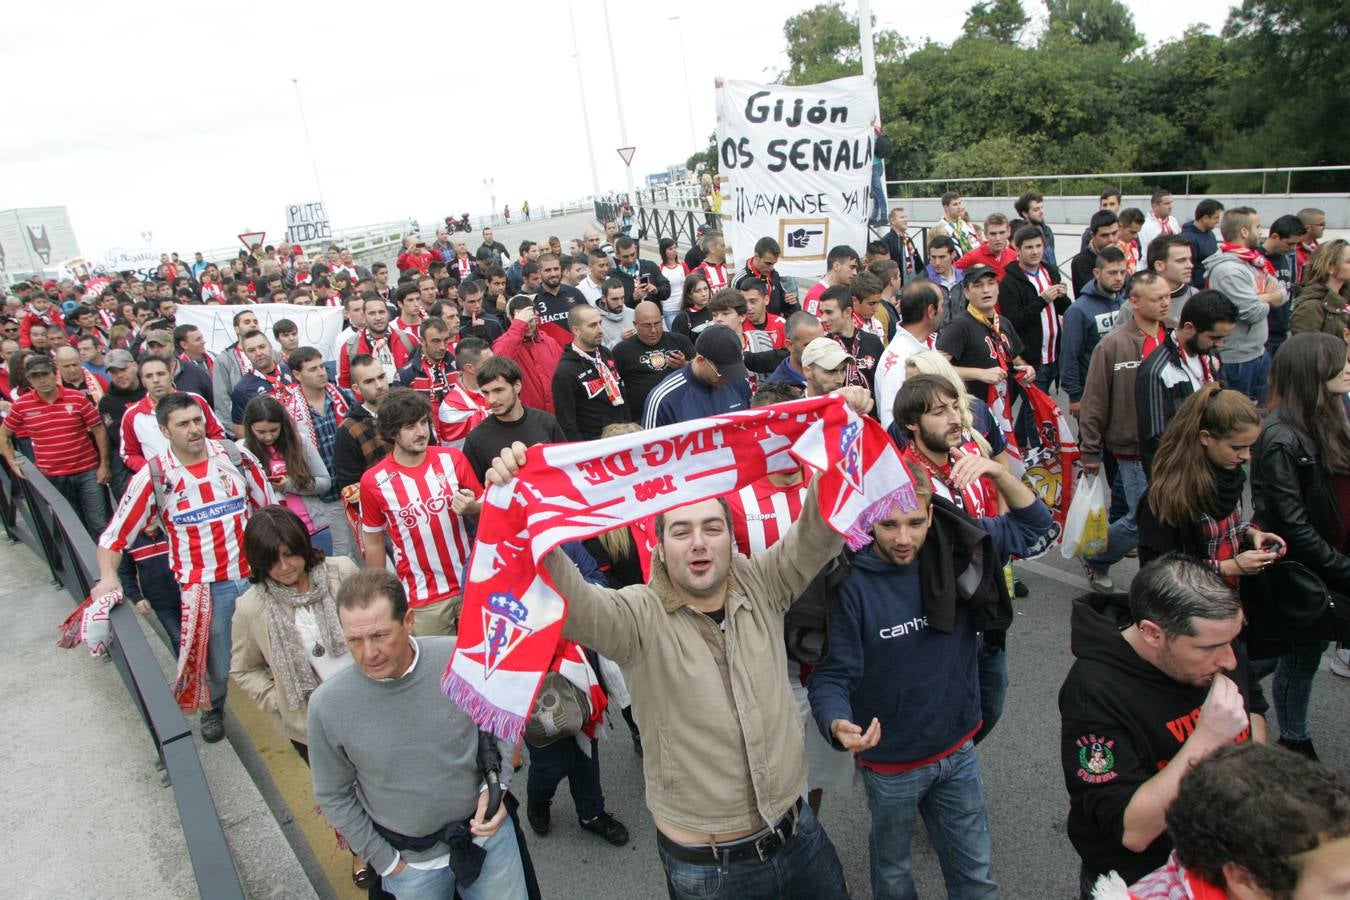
left=23, top=356, right=54, bottom=375
left=694, top=324, right=749, bottom=383
left=962, top=265, right=998, bottom=285
left=142, top=329, right=173, bottom=347
left=801, top=337, right=855, bottom=371
left=42, top=280, right=57, bottom=292
left=106, top=349, right=136, bottom=370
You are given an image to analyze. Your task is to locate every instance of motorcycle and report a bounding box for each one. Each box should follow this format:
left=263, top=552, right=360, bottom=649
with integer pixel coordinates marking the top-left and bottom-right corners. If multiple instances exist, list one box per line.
left=446, top=213, right=473, bottom=234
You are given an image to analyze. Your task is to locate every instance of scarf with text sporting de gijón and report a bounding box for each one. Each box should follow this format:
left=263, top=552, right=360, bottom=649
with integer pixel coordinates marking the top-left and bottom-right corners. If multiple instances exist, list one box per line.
left=443, top=395, right=917, bottom=742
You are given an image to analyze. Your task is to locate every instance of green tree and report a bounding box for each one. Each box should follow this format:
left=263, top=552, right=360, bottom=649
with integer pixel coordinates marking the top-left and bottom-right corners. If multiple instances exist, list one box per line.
left=687, top=133, right=717, bottom=177
left=1043, top=0, right=1142, bottom=52
left=960, top=0, right=1029, bottom=45
left=780, top=2, right=904, bottom=85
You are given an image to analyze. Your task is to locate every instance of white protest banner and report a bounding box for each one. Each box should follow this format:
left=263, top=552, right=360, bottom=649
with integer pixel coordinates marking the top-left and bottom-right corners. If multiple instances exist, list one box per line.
left=285, top=202, right=332, bottom=244
left=714, top=76, right=878, bottom=279
left=176, top=303, right=344, bottom=359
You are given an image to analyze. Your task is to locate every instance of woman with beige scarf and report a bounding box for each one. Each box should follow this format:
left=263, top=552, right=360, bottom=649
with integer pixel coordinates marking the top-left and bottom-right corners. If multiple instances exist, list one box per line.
left=229, top=505, right=368, bottom=886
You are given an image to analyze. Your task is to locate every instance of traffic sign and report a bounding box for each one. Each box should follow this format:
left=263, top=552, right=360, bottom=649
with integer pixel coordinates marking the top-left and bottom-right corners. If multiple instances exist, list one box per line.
left=238, top=231, right=266, bottom=250
left=616, top=147, right=636, bottom=166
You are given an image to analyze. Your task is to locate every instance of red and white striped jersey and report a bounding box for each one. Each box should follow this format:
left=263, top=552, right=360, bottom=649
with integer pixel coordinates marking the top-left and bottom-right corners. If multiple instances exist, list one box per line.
left=436, top=376, right=489, bottom=450
left=724, top=473, right=808, bottom=556
left=100, top=441, right=275, bottom=585
left=359, top=447, right=483, bottom=607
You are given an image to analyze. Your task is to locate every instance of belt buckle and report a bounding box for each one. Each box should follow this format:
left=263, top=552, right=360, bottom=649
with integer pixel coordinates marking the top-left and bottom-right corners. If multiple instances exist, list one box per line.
left=753, top=828, right=783, bottom=862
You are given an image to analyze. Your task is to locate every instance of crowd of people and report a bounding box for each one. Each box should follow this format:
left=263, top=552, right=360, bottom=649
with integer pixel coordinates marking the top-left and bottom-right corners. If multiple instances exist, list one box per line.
left=6, top=197, right=1349, bottom=900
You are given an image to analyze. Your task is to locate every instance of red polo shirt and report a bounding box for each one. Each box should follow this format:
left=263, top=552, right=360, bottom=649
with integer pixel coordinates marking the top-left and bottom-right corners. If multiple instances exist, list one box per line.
left=5, top=386, right=101, bottom=475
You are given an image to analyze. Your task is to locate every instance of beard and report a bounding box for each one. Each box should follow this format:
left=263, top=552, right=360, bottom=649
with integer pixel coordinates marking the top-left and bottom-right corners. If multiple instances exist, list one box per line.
left=918, top=423, right=957, bottom=456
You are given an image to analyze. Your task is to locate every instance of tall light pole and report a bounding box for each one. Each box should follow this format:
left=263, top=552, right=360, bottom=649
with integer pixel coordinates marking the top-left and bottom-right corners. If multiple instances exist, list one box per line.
left=291, top=78, right=326, bottom=206
left=670, top=16, right=698, bottom=154
left=601, top=0, right=636, bottom=204
left=568, top=0, right=603, bottom=202
left=482, top=177, right=496, bottom=226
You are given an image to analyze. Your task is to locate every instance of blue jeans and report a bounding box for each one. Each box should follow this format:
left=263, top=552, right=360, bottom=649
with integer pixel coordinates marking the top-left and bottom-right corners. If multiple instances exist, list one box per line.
left=870, top=165, right=888, bottom=224
left=380, top=822, right=527, bottom=900
left=526, top=737, right=605, bottom=821
left=1086, top=458, right=1147, bottom=575
left=1221, top=356, right=1270, bottom=407
left=975, top=644, right=1008, bottom=745
left=657, top=804, right=848, bottom=900
left=51, top=467, right=110, bottom=539
left=861, top=741, right=998, bottom=900
left=1250, top=639, right=1329, bottom=742
left=207, top=578, right=249, bottom=711
left=1033, top=359, right=1059, bottom=395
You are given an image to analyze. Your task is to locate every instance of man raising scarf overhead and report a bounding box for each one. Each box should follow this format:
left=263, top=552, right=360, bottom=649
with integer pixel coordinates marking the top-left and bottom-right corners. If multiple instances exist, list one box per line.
left=445, top=390, right=913, bottom=899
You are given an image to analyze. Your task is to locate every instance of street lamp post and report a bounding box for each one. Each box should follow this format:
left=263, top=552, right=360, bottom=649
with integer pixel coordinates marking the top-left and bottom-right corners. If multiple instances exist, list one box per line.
left=482, top=178, right=496, bottom=227
left=670, top=16, right=698, bottom=154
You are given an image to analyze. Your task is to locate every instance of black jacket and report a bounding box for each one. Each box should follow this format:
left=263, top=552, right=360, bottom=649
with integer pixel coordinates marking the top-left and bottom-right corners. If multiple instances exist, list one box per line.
left=1058, top=593, right=1266, bottom=884
left=1070, top=249, right=1100, bottom=298
left=611, top=259, right=671, bottom=309
left=550, top=345, right=631, bottom=441
left=999, top=260, right=1069, bottom=365
left=1251, top=414, right=1350, bottom=594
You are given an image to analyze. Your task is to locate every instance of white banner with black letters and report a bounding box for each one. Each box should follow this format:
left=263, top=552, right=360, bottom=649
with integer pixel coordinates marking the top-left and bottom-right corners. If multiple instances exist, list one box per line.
left=176, top=302, right=344, bottom=359
left=714, top=76, right=878, bottom=279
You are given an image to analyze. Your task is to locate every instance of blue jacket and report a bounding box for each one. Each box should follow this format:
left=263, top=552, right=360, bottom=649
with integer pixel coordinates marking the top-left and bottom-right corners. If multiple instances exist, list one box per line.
left=809, top=501, right=1051, bottom=765
left=641, top=369, right=750, bottom=429
left=1180, top=221, right=1219, bottom=289
left=1060, top=279, right=1124, bottom=402
left=764, top=356, right=806, bottom=389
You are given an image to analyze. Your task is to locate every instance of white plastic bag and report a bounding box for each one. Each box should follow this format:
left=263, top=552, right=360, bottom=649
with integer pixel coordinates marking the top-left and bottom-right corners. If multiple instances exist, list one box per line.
left=1061, top=472, right=1109, bottom=559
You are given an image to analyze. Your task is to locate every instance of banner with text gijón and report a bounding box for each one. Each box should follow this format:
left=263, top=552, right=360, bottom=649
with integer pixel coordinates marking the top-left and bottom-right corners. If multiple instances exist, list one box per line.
left=715, top=76, right=877, bottom=279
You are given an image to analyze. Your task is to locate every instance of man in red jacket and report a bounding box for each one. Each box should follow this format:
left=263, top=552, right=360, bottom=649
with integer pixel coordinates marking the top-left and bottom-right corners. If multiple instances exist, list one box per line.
left=492, top=296, right=562, bottom=414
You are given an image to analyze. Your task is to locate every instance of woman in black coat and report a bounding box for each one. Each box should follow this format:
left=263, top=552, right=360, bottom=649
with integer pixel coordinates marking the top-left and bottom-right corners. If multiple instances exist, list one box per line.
left=1249, top=333, right=1350, bottom=760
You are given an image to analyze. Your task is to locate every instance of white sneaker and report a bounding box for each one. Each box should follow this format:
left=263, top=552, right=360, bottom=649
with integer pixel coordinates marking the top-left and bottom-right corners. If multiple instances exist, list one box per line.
left=1331, top=647, right=1350, bottom=679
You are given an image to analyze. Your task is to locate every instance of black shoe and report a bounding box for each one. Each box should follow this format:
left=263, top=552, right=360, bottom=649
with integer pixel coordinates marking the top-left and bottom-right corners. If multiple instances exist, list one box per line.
left=200, top=708, right=225, bottom=743
left=1277, top=737, right=1320, bottom=761
left=580, top=811, right=629, bottom=846
left=527, top=800, right=551, bottom=836
left=1013, top=579, right=1029, bottom=598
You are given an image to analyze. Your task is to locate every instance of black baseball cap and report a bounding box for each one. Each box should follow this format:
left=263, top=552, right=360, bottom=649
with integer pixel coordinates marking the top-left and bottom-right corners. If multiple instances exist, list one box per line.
left=694, top=324, right=748, bottom=383
left=962, top=265, right=998, bottom=285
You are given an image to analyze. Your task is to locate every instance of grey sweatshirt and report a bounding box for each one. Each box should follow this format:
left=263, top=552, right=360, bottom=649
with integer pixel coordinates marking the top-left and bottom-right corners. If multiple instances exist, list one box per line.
left=307, top=637, right=513, bottom=874
left=1203, top=249, right=1284, bottom=364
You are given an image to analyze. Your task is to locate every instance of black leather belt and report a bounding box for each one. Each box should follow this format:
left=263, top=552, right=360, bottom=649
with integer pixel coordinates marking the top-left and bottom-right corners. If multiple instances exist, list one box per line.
left=657, top=798, right=803, bottom=865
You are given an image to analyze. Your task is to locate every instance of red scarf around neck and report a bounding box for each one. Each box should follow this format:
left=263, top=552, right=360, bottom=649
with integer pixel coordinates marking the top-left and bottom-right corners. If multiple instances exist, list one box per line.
left=1220, top=241, right=1278, bottom=277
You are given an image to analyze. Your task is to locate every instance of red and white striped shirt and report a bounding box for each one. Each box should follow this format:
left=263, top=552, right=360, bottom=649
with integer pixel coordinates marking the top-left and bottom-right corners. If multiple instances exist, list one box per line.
left=698, top=261, right=729, bottom=293
left=3, top=387, right=101, bottom=475
left=100, top=441, right=275, bottom=584
left=725, top=473, right=809, bottom=556
left=436, top=376, right=489, bottom=450
left=359, top=447, right=483, bottom=607
left=1023, top=265, right=1060, bottom=364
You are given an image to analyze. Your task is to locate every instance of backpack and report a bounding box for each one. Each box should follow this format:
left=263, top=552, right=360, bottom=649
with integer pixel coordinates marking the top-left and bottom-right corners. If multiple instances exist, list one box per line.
left=144, top=438, right=250, bottom=527
left=783, top=548, right=855, bottom=666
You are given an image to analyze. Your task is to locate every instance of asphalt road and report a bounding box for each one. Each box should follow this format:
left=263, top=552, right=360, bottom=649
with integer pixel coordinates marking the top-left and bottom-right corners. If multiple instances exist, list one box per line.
left=517, top=549, right=1350, bottom=900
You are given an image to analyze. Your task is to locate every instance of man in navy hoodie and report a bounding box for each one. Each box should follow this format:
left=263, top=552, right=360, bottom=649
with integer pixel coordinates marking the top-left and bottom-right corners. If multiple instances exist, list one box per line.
left=809, top=454, right=1052, bottom=900
left=1060, top=246, right=1128, bottom=418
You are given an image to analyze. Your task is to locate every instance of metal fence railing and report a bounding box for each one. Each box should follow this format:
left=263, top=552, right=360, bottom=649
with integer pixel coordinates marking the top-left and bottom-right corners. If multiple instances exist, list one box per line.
left=0, top=462, right=244, bottom=900
left=885, top=164, right=1350, bottom=201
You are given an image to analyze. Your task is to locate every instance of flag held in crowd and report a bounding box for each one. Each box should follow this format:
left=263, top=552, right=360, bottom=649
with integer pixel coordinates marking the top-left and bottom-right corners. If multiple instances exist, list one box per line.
left=443, top=394, right=917, bottom=742
left=57, top=590, right=120, bottom=657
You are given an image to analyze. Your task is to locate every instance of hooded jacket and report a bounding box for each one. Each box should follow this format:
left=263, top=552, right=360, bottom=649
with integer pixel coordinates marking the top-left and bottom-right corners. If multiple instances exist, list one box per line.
left=550, top=344, right=630, bottom=441
left=492, top=317, right=562, bottom=414
left=1203, top=249, right=1279, bottom=365
left=596, top=302, right=636, bottom=350
left=1058, top=593, right=1265, bottom=884
left=1061, top=279, right=1125, bottom=402
left=809, top=498, right=1051, bottom=766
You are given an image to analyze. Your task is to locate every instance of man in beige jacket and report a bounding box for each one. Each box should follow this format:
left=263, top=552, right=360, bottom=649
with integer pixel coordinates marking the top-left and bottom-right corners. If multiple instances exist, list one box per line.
left=483, top=388, right=872, bottom=900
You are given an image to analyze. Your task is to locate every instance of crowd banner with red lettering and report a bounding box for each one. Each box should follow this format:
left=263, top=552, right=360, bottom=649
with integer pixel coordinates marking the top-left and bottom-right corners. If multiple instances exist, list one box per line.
left=714, top=76, right=878, bottom=278
left=444, top=395, right=916, bottom=742
left=176, top=302, right=343, bottom=358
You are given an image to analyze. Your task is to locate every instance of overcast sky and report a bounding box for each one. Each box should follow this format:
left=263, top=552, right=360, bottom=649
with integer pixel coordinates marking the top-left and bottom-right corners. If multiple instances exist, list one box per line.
left=1, top=0, right=1234, bottom=261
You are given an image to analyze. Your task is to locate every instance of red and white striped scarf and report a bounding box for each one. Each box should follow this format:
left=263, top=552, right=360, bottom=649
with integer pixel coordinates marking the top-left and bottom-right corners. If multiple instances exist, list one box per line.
left=443, top=394, right=916, bottom=741
left=173, top=583, right=216, bottom=711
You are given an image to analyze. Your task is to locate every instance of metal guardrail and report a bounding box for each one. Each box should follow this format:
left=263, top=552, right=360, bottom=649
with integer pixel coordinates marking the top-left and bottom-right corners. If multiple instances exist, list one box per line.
left=0, top=462, right=244, bottom=900
left=885, top=165, right=1350, bottom=200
